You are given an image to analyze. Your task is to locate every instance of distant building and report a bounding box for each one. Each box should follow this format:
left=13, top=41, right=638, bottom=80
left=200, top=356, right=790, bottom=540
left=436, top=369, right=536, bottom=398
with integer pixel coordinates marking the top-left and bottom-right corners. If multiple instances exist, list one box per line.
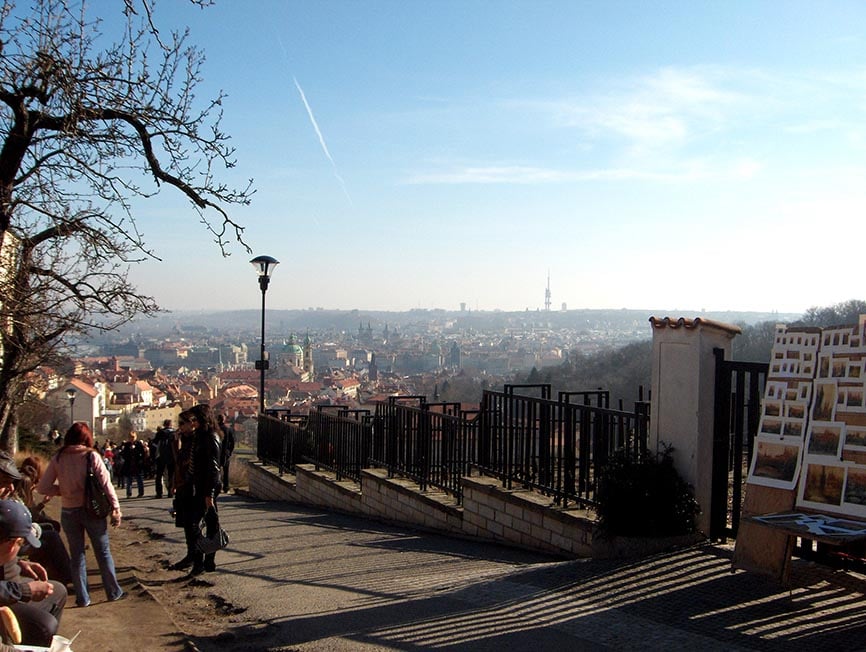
left=448, top=342, right=461, bottom=369
left=358, top=322, right=374, bottom=346
left=130, top=404, right=182, bottom=435
left=56, top=378, right=103, bottom=434
left=278, top=334, right=314, bottom=381
left=143, top=347, right=179, bottom=369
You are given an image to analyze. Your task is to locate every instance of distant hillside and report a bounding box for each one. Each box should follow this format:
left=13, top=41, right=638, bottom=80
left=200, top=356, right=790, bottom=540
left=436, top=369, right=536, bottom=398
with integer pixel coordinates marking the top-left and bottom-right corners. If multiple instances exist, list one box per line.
left=120, top=307, right=800, bottom=336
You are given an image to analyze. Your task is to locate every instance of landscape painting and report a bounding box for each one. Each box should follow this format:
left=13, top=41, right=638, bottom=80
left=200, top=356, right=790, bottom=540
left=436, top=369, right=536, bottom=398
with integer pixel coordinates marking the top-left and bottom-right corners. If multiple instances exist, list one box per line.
left=748, top=439, right=802, bottom=489
left=766, top=382, right=788, bottom=401
left=845, top=387, right=865, bottom=411
left=843, top=468, right=866, bottom=510
left=819, top=354, right=831, bottom=378
left=764, top=400, right=782, bottom=418
left=783, top=418, right=804, bottom=438
left=760, top=417, right=783, bottom=436
left=799, top=463, right=845, bottom=508
left=807, top=422, right=843, bottom=456
left=812, top=381, right=837, bottom=421
left=845, top=426, right=866, bottom=449
left=785, top=401, right=807, bottom=420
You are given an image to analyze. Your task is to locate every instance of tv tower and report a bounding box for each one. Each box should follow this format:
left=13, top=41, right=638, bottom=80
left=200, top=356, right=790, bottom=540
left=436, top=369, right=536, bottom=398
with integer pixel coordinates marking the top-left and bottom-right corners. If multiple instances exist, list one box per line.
left=544, top=271, right=551, bottom=312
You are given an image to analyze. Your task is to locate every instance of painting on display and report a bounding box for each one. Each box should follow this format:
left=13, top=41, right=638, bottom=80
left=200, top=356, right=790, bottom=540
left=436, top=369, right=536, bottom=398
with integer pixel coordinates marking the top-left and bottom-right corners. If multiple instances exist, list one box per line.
left=793, top=316, right=866, bottom=519
left=746, top=326, right=820, bottom=490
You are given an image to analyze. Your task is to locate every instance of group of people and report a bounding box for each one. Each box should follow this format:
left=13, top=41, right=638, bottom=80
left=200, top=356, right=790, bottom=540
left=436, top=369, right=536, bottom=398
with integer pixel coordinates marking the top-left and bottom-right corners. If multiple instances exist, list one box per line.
left=0, top=405, right=235, bottom=647
left=92, top=414, right=235, bottom=499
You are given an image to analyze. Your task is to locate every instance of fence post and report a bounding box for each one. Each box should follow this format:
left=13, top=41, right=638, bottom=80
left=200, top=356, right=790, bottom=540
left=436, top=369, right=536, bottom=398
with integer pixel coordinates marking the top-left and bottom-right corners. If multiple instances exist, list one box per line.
left=648, top=316, right=741, bottom=537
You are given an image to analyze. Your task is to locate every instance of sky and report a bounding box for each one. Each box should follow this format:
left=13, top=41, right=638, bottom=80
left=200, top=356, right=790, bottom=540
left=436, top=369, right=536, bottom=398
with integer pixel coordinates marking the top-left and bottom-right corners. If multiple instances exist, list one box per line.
left=109, top=1, right=866, bottom=315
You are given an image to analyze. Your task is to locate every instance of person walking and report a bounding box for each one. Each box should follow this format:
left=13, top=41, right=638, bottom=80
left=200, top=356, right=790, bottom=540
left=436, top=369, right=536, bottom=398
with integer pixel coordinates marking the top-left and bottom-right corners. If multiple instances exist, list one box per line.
left=119, top=430, right=147, bottom=498
left=37, top=423, right=124, bottom=607
left=174, top=405, right=222, bottom=576
left=153, top=420, right=175, bottom=499
left=0, top=500, right=66, bottom=648
left=216, top=414, right=235, bottom=493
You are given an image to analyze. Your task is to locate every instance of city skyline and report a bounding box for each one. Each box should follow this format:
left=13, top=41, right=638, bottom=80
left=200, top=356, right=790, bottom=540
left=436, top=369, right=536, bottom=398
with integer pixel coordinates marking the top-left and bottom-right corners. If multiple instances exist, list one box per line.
left=110, top=1, right=866, bottom=315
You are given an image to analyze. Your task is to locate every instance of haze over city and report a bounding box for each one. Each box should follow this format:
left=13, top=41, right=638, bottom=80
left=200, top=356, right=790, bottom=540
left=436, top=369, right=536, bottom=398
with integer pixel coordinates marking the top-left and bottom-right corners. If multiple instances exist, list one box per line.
left=117, top=1, right=866, bottom=316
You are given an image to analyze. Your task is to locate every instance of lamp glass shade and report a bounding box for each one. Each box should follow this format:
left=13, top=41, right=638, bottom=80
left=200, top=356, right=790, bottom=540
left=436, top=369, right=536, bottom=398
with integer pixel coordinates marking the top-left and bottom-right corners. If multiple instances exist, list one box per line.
left=250, top=255, right=279, bottom=278
left=65, top=388, right=77, bottom=400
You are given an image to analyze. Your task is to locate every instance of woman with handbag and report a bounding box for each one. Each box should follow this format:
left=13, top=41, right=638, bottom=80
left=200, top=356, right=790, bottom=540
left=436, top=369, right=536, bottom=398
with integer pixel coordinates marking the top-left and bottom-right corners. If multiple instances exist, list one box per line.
left=36, top=423, right=124, bottom=607
left=180, top=404, right=223, bottom=576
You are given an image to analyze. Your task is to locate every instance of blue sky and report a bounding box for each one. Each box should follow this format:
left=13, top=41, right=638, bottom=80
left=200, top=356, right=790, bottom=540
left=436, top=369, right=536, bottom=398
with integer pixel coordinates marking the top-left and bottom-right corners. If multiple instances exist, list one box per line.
left=121, top=1, right=866, bottom=314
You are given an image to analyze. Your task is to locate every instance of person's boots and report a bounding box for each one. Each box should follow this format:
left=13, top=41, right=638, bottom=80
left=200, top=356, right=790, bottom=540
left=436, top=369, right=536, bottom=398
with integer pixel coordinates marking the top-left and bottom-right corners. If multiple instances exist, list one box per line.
left=189, top=553, right=205, bottom=577
left=169, top=556, right=192, bottom=570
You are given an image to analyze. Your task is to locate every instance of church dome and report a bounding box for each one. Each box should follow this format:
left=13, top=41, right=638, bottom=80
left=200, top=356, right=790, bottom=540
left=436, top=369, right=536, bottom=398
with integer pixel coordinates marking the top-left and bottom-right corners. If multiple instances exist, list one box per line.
left=283, top=335, right=304, bottom=357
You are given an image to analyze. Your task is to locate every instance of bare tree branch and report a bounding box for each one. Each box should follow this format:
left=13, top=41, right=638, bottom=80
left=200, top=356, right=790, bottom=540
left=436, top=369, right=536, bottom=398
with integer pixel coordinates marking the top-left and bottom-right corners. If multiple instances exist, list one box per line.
left=0, top=0, right=253, bottom=444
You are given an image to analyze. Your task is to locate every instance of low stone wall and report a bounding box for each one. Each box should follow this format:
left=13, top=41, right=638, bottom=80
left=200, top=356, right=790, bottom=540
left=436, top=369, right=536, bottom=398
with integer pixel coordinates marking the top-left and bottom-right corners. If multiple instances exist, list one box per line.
left=246, top=461, right=301, bottom=502
left=246, top=460, right=701, bottom=559
left=461, top=475, right=595, bottom=556
left=360, top=469, right=463, bottom=535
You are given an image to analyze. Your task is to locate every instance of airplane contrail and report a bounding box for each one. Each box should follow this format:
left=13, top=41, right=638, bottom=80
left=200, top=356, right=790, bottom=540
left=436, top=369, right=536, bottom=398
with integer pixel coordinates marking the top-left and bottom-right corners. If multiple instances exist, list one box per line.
left=293, top=76, right=354, bottom=207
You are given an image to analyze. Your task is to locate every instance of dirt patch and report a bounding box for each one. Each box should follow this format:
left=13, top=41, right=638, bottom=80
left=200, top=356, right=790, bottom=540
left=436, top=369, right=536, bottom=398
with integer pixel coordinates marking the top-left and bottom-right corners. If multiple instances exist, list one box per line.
left=53, top=505, right=244, bottom=651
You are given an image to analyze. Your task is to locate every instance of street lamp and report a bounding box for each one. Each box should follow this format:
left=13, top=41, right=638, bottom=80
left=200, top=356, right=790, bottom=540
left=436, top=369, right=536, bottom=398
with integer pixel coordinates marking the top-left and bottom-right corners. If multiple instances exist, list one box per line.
left=65, top=388, right=77, bottom=425
left=251, top=255, right=279, bottom=414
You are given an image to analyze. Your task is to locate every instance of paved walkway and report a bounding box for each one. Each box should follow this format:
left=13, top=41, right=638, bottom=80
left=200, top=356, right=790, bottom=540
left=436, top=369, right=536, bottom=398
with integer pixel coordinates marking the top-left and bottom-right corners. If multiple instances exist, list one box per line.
left=114, top=493, right=866, bottom=651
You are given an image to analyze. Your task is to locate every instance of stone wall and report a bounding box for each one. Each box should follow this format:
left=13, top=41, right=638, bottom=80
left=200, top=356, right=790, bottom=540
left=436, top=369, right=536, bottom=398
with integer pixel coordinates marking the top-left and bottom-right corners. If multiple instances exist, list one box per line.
left=247, top=461, right=601, bottom=557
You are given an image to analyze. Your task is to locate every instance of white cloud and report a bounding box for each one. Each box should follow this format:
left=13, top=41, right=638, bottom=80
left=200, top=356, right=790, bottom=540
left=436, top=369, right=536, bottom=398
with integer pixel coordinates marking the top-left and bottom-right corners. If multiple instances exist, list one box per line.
left=404, top=165, right=703, bottom=185
left=404, top=158, right=764, bottom=186
left=539, top=66, right=752, bottom=154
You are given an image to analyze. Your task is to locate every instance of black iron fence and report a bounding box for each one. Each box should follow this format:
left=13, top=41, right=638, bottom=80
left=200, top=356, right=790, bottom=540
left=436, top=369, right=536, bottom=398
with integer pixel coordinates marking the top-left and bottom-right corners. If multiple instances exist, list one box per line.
left=370, top=396, right=479, bottom=500
left=307, top=407, right=372, bottom=483
left=257, top=410, right=309, bottom=474
left=711, top=348, right=768, bottom=541
left=477, top=386, right=649, bottom=508
left=257, top=384, right=648, bottom=507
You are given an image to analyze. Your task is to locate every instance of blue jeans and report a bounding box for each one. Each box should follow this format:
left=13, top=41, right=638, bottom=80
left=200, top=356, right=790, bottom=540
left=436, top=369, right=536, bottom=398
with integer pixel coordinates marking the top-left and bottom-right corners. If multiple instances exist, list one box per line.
left=61, top=507, right=123, bottom=606
left=125, top=473, right=144, bottom=497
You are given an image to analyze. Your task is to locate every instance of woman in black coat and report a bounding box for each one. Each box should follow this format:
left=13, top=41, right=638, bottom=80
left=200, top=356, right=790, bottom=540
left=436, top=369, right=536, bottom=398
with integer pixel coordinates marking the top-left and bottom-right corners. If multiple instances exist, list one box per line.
left=184, top=404, right=223, bottom=576
left=168, top=410, right=196, bottom=571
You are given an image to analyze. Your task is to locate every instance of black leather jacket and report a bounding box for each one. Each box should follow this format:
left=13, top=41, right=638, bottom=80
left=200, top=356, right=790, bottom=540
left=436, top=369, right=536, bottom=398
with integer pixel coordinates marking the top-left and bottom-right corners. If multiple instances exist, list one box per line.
left=190, top=428, right=222, bottom=499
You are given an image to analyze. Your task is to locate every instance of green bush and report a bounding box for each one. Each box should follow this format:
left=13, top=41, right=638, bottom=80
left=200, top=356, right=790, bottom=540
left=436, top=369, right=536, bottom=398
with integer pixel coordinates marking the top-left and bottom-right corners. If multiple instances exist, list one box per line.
left=596, top=444, right=699, bottom=538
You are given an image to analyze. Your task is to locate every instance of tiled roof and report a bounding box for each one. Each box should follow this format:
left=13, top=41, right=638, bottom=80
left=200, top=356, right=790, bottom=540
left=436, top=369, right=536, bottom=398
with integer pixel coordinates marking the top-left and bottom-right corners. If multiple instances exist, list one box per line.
left=648, top=316, right=741, bottom=336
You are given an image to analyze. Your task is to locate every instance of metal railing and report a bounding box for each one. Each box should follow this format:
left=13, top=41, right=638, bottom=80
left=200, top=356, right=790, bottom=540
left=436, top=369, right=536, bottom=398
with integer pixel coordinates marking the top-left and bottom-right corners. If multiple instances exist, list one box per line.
left=257, top=383, right=648, bottom=508
left=257, top=411, right=310, bottom=474
left=370, top=397, right=478, bottom=500
left=477, top=385, right=649, bottom=508
left=307, top=407, right=372, bottom=483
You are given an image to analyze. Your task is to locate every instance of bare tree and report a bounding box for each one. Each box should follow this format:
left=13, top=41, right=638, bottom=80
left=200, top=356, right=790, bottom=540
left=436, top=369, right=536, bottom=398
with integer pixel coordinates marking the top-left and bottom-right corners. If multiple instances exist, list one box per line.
left=0, top=0, right=253, bottom=445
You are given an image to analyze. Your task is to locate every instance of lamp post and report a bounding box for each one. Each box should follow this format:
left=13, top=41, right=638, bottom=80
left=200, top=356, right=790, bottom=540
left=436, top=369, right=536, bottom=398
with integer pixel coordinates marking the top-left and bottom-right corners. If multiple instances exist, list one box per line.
left=251, top=255, right=279, bottom=414
left=65, top=388, right=77, bottom=425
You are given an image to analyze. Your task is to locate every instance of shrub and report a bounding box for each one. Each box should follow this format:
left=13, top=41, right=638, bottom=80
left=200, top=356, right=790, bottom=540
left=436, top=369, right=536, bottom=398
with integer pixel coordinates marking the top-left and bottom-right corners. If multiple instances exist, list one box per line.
left=596, top=444, right=699, bottom=538
left=17, top=431, right=57, bottom=460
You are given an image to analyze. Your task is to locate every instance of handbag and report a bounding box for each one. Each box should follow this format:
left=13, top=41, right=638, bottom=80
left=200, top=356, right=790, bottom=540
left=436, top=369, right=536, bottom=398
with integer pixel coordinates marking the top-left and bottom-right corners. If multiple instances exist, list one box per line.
left=84, top=451, right=112, bottom=519
left=196, top=509, right=229, bottom=554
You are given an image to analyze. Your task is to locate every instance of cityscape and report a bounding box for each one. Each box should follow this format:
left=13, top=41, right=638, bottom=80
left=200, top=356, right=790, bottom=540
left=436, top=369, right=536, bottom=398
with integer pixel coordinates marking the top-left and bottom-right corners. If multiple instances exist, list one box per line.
left=30, top=305, right=794, bottom=444
left=2, top=3, right=866, bottom=649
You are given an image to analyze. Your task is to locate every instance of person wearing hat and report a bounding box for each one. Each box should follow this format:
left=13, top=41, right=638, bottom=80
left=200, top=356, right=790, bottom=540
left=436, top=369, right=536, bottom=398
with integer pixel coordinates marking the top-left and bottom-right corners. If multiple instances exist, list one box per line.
left=0, top=452, right=72, bottom=589
left=0, top=453, right=20, bottom=501
left=0, top=500, right=66, bottom=647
